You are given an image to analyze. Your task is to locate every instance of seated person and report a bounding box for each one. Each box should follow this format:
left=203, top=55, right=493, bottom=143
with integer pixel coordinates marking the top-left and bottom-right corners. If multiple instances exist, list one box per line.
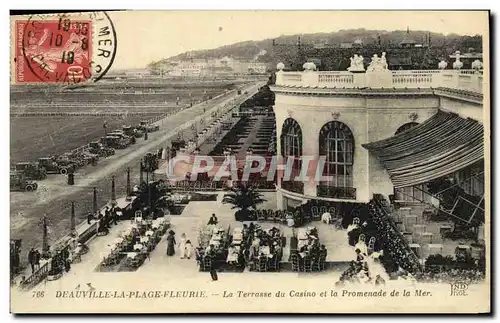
left=355, top=248, right=365, bottom=263
left=195, top=247, right=203, bottom=264
left=207, top=214, right=218, bottom=225
left=299, top=246, right=308, bottom=258
left=97, top=220, right=109, bottom=235
left=227, top=244, right=238, bottom=264
left=321, top=212, right=332, bottom=224
left=205, top=244, right=216, bottom=255
left=319, top=245, right=327, bottom=259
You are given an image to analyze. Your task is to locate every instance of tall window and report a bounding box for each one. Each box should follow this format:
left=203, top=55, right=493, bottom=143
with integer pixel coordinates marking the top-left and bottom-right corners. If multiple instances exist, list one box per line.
left=280, top=118, right=302, bottom=177
left=319, top=121, right=354, bottom=187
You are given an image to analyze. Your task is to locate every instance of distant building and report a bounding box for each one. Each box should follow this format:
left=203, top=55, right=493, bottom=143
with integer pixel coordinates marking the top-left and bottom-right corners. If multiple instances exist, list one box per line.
left=247, top=62, right=267, bottom=74
left=399, top=27, right=422, bottom=48
left=161, top=56, right=267, bottom=77
left=124, top=68, right=152, bottom=78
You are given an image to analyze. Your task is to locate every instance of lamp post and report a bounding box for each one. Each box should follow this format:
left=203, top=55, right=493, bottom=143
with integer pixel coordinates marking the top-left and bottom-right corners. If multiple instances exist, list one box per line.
left=140, top=161, right=144, bottom=184
left=41, top=215, right=50, bottom=259
left=70, top=201, right=76, bottom=236
left=126, top=167, right=131, bottom=197
left=92, top=187, right=98, bottom=215
left=111, top=176, right=116, bottom=207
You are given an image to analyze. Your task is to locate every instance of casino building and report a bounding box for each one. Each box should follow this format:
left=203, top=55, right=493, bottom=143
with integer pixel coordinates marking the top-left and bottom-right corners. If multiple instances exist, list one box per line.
left=270, top=57, right=485, bottom=211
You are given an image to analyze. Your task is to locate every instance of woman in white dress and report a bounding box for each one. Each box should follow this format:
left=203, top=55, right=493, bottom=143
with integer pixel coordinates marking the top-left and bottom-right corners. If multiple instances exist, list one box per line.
left=178, top=233, right=187, bottom=259
left=185, top=240, right=193, bottom=259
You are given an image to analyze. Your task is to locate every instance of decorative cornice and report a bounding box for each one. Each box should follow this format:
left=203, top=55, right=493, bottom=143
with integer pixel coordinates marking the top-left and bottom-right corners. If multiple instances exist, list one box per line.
left=271, top=85, right=483, bottom=104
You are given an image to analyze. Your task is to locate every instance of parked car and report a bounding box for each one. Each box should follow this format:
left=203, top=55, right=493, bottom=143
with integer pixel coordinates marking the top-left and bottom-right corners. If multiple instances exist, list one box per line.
left=10, top=172, right=38, bottom=192
left=88, top=141, right=115, bottom=157
left=12, top=162, right=47, bottom=180
left=37, top=157, right=75, bottom=175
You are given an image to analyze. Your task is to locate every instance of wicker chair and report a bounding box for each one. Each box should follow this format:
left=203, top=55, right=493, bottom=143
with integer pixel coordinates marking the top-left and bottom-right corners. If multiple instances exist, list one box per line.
left=291, top=253, right=299, bottom=272
left=303, top=256, right=312, bottom=272
left=202, top=256, right=212, bottom=272
left=313, top=254, right=327, bottom=272
left=257, top=210, right=265, bottom=222
left=257, top=258, right=267, bottom=272
left=311, top=206, right=319, bottom=219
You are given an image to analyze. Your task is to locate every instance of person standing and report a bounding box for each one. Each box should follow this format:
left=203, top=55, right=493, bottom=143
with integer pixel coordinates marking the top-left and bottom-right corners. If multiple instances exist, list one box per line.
left=207, top=214, right=218, bottom=225
left=34, top=249, right=41, bottom=271
left=178, top=233, right=187, bottom=259
left=166, top=231, right=176, bottom=256
left=87, top=212, right=93, bottom=225
left=112, top=208, right=118, bottom=225
left=185, top=240, right=193, bottom=259
left=209, top=250, right=218, bottom=281
left=28, top=248, right=36, bottom=273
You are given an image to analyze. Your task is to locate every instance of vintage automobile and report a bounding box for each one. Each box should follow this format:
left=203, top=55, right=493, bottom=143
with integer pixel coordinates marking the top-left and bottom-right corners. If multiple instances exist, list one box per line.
left=88, top=141, right=115, bottom=157
left=107, top=131, right=135, bottom=145
left=10, top=172, right=38, bottom=191
left=100, top=136, right=129, bottom=149
left=122, top=125, right=144, bottom=138
left=69, top=150, right=99, bottom=166
left=37, top=157, right=75, bottom=175
left=57, top=152, right=85, bottom=168
left=12, top=162, right=47, bottom=180
left=138, top=121, right=160, bottom=133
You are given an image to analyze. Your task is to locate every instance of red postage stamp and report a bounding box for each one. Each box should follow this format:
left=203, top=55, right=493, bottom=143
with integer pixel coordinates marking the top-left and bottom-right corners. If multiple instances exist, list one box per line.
left=15, top=18, right=93, bottom=83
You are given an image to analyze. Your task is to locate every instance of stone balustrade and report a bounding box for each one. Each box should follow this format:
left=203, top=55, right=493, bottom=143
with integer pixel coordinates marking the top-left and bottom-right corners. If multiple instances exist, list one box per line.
left=275, top=69, right=484, bottom=94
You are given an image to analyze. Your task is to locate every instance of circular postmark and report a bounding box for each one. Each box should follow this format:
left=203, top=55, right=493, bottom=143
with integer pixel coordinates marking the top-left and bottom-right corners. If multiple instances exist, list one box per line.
left=20, top=11, right=117, bottom=84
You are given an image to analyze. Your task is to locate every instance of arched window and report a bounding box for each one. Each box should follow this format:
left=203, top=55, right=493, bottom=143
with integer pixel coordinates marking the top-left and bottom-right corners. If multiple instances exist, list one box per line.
left=280, top=118, right=302, bottom=159
left=395, top=122, right=419, bottom=135
left=319, top=121, right=354, bottom=188
left=280, top=119, right=302, bottom=190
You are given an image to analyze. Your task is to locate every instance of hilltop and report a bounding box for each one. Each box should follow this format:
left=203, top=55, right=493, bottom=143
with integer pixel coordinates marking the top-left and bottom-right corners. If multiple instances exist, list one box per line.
left=150, top=28, right=482, bottom=69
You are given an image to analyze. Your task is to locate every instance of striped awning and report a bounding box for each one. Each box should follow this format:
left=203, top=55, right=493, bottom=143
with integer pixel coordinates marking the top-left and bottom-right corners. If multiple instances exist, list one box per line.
left=362, top=110, right=484, bottom=188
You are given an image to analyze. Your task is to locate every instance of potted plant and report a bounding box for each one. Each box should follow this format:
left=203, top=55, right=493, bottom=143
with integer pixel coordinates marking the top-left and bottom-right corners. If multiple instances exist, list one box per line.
left=222, top=183, right=266, bottom=221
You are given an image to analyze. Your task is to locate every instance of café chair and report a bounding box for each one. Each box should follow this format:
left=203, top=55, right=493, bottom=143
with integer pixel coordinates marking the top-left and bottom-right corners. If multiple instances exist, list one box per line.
left=303, top=256, right=312, bottom=272
left=291, top=253, right=299, bottom=272
left=311, top=206, right=319, bottom=219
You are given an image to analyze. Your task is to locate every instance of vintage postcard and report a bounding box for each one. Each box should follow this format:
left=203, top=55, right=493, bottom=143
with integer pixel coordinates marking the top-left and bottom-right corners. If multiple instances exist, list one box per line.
left=9, top=10, right=490, bottom=314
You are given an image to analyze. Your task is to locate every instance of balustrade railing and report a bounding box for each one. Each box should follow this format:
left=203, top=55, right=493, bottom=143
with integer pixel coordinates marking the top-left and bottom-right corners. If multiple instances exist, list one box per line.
left=317, top=182, right=356, bottom=200
left=275, top=69, right=483, bottom=94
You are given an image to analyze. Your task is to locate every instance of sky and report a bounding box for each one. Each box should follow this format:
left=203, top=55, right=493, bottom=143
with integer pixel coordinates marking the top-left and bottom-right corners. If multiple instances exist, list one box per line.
left=107, top=11, right=489, bottom=70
